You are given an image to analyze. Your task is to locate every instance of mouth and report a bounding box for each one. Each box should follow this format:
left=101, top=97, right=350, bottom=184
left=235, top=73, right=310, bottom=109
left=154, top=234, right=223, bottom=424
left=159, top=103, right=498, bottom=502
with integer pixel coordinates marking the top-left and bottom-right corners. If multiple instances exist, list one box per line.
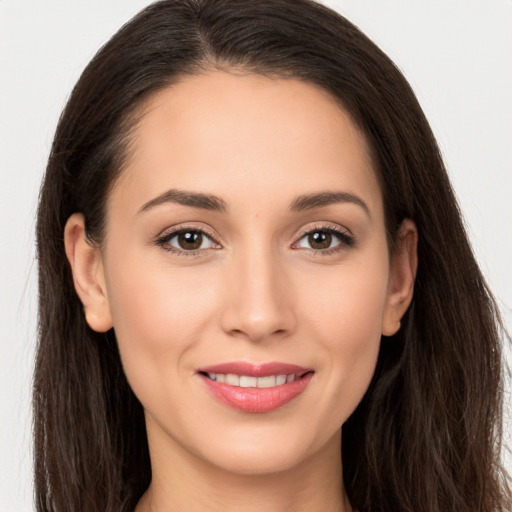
left=197, top=362, right=314, bottom=413
left=199, top=371, right=310, bottom=387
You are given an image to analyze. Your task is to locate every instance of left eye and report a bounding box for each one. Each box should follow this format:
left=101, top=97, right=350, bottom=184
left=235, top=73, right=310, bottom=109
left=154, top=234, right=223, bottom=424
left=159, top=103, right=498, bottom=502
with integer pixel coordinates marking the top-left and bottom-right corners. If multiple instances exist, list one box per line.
left=295, top=229, right=351, bottom=251
left=163, top=229, right=217, bottom=251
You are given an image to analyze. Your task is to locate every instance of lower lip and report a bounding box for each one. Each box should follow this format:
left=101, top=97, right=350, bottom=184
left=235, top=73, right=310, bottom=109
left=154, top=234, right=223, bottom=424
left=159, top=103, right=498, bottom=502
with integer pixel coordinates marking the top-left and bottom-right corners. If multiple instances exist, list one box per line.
left=200, top=373, right=314, bottom=413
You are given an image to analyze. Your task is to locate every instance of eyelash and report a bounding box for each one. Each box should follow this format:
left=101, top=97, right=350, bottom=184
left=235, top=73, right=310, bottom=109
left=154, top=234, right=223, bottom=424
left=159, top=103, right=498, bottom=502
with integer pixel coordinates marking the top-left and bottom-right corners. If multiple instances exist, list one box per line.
left=155, top=225, right=220, bottom=256
left=293, top=224, right=356, bottom=255
left=155, top=224, right=355, bottom=257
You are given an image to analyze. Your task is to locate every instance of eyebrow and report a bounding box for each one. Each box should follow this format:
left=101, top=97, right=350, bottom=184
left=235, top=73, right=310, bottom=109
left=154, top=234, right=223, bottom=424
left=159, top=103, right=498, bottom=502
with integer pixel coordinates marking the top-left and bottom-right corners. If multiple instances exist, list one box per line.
left=138, top=188, right=370, bottom=217
left=289, top=191, right=370, bottom=217
left=138, top=189, right=228, bottom=214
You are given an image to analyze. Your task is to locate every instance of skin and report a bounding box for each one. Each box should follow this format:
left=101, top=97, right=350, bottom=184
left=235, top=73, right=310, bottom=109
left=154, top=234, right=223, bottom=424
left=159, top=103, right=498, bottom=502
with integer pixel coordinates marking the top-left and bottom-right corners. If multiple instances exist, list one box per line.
left=65, top=71, right=417, bottom=511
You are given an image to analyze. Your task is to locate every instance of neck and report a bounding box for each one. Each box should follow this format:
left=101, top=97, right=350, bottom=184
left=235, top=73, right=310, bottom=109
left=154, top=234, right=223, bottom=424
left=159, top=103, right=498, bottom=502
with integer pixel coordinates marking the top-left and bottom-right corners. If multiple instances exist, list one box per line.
left=136, top=429, right=352, bottom=512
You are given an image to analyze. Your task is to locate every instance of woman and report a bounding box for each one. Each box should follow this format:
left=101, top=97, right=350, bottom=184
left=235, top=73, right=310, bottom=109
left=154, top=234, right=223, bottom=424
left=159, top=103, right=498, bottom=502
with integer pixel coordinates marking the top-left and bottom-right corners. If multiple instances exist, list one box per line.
left=34, top=0, right=511, bottom=510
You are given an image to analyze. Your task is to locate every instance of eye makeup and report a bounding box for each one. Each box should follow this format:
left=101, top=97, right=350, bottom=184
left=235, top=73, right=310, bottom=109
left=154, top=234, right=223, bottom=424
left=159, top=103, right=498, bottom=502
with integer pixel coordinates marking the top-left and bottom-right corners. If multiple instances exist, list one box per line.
left=155, top=224, right=221, bottom=257
left=154, top=221, right=356, bottom=258
left=292, top=223, right=356, bottom=255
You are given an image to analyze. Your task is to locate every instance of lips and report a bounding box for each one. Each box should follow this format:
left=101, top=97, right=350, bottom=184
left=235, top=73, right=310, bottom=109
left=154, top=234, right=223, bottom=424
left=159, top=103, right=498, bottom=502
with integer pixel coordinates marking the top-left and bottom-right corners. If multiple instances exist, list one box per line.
left=197, top=362, right=314, bottom=413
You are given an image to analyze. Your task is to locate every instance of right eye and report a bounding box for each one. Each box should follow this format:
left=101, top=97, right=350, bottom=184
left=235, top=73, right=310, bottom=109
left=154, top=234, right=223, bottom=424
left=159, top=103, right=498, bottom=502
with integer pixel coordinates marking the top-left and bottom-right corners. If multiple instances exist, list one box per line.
left=156, top=228, right=220, bottom=254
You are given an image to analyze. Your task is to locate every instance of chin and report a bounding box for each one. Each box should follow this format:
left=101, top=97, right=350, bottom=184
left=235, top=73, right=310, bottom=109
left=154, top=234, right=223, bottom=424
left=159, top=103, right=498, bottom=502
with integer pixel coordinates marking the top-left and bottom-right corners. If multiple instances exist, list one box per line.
left=191, top=422, right=340, bottom=477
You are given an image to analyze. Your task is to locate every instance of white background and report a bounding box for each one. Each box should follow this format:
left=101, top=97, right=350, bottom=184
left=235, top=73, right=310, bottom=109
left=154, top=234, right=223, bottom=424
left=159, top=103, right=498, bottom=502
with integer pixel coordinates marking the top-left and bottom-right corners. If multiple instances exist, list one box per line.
left=1, top=1, right=511, bottom=510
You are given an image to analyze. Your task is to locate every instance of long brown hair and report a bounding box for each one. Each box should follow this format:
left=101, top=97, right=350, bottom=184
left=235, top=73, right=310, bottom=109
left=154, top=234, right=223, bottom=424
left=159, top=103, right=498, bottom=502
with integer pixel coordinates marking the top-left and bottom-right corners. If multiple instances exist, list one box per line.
left=34, top=1, right=511, bottom=510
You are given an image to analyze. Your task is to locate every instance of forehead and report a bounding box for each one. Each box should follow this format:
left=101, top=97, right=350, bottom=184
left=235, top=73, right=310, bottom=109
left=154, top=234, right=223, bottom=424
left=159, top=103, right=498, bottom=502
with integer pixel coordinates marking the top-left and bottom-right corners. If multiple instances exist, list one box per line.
left=110, top=70, right=382, bottom=219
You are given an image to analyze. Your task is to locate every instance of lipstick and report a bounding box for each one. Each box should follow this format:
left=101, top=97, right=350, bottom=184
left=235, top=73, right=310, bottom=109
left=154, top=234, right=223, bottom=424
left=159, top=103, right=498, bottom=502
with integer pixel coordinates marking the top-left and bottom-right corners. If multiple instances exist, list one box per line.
left=197, top=362, right=314, bottom=413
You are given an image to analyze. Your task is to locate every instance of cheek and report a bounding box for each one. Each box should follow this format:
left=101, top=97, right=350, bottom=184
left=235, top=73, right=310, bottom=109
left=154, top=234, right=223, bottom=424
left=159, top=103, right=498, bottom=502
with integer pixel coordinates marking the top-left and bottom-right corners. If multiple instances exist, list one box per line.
left=303, top=257, right=389, bottom=344
left=298, top=259, right=389, bottom=419
left=104, top=252, right=220, bottom=383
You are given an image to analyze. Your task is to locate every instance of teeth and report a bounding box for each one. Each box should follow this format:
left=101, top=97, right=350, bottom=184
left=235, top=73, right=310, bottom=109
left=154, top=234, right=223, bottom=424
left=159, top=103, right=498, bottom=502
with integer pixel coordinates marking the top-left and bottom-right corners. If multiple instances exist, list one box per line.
left=205, top=372, right=298, bottom=387
left=239, top=376, right=257, bottom=388
left=257, top=375, right=277, bottom=388
left=276, top=374, right=287, bottom=385
left=225, top=374, right=240, bottom=386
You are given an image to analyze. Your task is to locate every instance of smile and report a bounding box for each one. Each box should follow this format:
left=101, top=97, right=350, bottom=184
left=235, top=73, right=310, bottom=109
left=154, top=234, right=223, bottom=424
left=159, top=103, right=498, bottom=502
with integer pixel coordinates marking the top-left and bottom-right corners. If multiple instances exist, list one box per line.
left=197, top=362, right=314, bottom=413
left=205, top=373, right=298, bottom=387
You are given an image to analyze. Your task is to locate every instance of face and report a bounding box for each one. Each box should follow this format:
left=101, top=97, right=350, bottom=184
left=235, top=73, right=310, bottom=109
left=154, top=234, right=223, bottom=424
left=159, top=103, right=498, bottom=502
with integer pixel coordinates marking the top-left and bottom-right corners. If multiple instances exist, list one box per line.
left=66, top=70, right=416, bottom=478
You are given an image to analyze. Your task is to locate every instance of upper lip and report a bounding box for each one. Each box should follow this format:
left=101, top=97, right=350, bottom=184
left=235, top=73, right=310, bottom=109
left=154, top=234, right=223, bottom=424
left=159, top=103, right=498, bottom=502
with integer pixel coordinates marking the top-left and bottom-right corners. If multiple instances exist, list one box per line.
left=197, top=362, right=312, bottom=377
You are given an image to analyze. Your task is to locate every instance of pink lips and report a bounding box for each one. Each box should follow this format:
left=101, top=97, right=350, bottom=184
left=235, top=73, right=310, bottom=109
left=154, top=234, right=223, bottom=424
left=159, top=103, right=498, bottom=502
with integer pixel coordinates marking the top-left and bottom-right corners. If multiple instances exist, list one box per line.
left=197, top=362, right=314, bottom=413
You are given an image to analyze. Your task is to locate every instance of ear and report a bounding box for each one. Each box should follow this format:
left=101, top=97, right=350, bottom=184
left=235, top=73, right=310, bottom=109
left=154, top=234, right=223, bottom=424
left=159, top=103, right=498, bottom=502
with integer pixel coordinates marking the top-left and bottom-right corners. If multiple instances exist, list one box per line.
left=64, top=213, right=113, bottom=332
left=381, top=219, right=418, bottom=336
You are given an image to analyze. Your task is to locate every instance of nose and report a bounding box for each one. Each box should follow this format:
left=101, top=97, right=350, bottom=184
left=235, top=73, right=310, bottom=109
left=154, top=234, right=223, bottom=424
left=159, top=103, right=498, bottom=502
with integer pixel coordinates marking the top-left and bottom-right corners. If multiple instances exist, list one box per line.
left=220, top=245, right=297, bottom=343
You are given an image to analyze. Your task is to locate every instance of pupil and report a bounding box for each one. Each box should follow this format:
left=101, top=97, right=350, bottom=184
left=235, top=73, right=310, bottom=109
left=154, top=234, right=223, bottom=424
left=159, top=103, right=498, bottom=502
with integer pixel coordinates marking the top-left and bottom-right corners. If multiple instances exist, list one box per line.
left=178, top=231, right=202, bottom=250
left=308, top=231, right=331, bottom=249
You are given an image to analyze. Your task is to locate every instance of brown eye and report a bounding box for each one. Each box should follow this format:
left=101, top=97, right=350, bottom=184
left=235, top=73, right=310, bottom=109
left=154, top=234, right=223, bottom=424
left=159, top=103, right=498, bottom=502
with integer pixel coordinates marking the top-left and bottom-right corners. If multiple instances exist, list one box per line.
left=158, top=228, right=218, bottom=253
left=295, top=227, right=355, bottom=253
left=177, top=231, right=203, bottom=250
left=307, top=231, right=332, bottom=250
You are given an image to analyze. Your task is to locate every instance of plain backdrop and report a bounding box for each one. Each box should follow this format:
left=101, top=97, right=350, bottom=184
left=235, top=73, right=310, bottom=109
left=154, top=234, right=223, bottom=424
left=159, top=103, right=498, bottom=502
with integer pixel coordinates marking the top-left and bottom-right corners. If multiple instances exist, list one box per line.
left=1, top=1, right=511, bottom=510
